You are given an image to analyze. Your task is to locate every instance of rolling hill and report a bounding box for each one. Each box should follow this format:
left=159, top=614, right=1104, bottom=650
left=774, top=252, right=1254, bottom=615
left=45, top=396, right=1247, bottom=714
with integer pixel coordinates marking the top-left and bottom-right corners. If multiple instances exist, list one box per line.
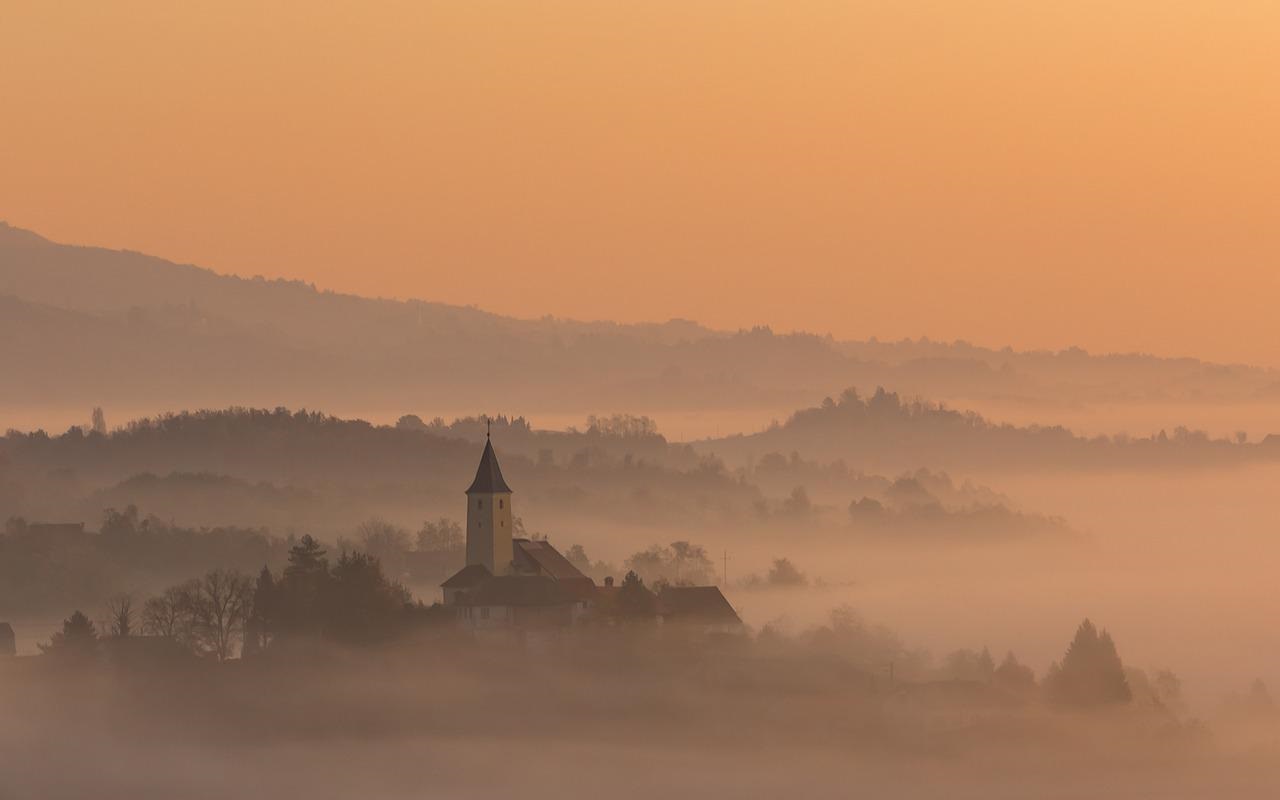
left=3, top=221, right=1278, bottom=429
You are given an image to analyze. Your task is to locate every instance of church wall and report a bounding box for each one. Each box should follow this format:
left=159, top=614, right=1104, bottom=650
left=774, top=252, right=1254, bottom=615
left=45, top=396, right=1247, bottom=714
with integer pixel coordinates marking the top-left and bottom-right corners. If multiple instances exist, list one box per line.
left=465, top=491, right=513, bottom=573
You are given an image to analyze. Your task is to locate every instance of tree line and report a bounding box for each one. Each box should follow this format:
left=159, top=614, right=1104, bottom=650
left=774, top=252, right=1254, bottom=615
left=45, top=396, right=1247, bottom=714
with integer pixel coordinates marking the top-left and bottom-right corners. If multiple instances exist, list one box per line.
left=38, top=535, right=444, bottom=663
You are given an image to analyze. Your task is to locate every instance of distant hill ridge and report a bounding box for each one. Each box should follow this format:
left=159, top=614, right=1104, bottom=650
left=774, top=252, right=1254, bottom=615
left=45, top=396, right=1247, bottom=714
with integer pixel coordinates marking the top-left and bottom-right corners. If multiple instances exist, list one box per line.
left=0, top=221, right=716, bottom=350
left=3, top=221, right=1277, bottom=415
left=699, top=387, right=1280, bottom=473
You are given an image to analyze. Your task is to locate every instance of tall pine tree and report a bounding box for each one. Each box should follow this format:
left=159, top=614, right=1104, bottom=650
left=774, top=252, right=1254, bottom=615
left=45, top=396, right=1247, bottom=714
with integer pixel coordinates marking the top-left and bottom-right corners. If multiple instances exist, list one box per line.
left=1045, top=618, right=1132, bottom=707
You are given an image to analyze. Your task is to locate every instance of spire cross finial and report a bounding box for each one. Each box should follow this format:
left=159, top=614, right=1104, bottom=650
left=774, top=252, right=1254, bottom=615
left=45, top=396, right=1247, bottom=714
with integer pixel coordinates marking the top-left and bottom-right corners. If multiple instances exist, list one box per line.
left=486, top=417, right=491, bottom=439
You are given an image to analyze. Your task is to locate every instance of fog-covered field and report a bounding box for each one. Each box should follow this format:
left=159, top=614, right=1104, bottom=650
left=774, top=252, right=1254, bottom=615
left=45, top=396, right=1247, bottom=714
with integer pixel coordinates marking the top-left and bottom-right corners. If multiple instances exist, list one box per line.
left=4, top=632, right=1279, bottom=800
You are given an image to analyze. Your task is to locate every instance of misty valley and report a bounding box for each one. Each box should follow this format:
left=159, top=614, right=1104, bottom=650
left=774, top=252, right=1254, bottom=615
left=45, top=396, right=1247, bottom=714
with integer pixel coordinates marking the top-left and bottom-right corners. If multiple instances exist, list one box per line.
left=6, top=0, right=1280, bottom=793
left=4, top=225, right=1280, bottom=798
left=3, top=395, right=1280, bottom=798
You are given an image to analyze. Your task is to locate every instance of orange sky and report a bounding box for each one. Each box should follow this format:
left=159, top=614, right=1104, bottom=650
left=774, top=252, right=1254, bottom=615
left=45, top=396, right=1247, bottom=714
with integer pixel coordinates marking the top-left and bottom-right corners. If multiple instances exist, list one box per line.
left=2, top=1, right=1278, bottom=365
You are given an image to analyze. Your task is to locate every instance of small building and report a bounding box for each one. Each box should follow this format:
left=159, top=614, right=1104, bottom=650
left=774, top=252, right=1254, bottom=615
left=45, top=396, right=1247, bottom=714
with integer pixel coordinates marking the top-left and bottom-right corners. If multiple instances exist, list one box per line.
left=511, top=538, right=596, bottom=620
left=658, top=585, right=744, bottom=636
left=0, top=623, right=15, bottom=657
left=455, top=575, right=576, bottom=631
left=440, top=563, right=491, bottom=606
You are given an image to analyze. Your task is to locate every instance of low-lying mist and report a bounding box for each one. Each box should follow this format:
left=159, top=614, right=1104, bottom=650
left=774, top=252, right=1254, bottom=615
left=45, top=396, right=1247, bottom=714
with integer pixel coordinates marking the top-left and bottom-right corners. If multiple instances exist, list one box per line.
left=4, top=624, right=1278, bottom=800
left=4, top=399, right=1280, bottom=797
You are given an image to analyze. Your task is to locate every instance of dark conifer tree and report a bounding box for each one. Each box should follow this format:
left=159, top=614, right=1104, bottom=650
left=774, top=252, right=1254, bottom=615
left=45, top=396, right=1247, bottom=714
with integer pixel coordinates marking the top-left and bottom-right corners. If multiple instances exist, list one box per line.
left=285, top=535, right=328, bottom=577
left=243, top=566, right=277, bottom=656
left=324, top=551, right=411, bottom=644
left=1045, top=618, right=1132, bottom=707
left=276, top=536, right=331, bottom=637
left=978, top=646, right=996, bottom=683
left=39, top=610, right=99, bottom=659
left=616, top=570, right=656, bottom=619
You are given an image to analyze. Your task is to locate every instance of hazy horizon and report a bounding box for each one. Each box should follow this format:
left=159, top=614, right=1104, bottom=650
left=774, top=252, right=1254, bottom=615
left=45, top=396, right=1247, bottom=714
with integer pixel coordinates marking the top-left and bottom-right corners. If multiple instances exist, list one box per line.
left=7, top=219, right=1275, bottom=372
left=4, top=2, right=1280, bottom=367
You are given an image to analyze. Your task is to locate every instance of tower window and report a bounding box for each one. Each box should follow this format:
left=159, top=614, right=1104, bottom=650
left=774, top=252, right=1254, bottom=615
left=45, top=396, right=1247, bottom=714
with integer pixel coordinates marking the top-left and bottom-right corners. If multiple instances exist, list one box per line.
left=499, top=499, right=504, bottom=509
left=477, top=499, right=482, bottom=509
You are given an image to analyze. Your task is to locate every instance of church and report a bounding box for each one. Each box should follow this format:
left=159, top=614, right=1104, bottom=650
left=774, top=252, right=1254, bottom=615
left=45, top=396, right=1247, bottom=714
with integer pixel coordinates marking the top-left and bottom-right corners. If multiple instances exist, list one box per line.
left=440, top=433, right=742, bottom=636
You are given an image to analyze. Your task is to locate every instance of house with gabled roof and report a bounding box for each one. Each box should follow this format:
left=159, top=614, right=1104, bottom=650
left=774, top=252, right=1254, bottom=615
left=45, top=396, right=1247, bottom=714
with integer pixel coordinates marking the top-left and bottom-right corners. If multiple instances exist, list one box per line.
left=512, top=537, right=597, bottom=605
left=455, top=575, right=576, bottom=630
left=440, top=563, right=491, bottom=606
left=658, top=585, right=744, bottom=635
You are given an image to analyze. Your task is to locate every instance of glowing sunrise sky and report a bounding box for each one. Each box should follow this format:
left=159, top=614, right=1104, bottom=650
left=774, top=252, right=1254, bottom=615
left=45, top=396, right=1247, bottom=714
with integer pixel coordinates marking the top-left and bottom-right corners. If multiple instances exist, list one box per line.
left=2, top=2, right=1278, bottom=364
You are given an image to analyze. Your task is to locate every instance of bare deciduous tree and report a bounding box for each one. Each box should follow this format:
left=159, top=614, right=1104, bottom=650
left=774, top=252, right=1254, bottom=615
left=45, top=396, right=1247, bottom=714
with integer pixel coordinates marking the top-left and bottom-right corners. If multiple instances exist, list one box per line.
left=142, top=585, right=194, bottom=643
left=143, top=573, right=253, bottom=660
left=102, top=593, right=135, bottom=638
left=352, top=518, right=411, bottom=576
left=416, top=518, right=463, bottom=552
left=186, top=569, right=254, bottom=662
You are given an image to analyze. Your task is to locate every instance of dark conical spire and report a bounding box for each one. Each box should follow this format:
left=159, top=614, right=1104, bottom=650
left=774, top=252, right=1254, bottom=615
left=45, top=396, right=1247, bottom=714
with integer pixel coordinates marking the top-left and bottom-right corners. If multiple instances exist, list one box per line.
left=466, top=437, right=512, bottom=494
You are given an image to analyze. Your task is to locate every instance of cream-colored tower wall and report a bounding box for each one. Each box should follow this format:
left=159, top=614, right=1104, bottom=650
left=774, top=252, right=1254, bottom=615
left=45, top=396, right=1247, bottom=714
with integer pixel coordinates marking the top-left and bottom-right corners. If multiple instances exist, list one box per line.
left=466, top=491, right=513, bottom=573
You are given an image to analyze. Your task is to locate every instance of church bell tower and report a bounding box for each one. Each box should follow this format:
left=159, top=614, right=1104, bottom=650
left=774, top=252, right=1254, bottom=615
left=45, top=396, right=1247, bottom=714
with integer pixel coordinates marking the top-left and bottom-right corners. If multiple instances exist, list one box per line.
left=465, top=425, right=514, bottom=574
